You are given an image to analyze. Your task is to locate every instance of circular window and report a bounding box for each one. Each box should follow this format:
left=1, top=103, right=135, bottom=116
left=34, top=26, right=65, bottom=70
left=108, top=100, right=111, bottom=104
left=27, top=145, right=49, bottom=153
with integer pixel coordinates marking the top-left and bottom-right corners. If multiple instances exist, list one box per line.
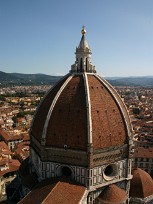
left=103, top=164, right=118, bottom=181
left=61, top=166, right=72, bottom=177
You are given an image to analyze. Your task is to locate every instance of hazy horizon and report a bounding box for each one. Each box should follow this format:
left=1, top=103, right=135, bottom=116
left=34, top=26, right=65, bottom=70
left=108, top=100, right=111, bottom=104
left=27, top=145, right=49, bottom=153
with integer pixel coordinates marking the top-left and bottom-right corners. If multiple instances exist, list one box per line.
left=1, top=0, right=153, bottom=77
left=1, top=70, right=153, bottom=78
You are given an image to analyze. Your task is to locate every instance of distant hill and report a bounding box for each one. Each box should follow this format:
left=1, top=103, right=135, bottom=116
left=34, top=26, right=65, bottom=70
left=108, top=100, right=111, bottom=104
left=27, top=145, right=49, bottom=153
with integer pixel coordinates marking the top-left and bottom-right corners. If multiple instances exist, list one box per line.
left=0, top=71, right=62, bottom=86
left=106, top=76, right=153, bottom=87
left=0, top=71, right=153, bottom=87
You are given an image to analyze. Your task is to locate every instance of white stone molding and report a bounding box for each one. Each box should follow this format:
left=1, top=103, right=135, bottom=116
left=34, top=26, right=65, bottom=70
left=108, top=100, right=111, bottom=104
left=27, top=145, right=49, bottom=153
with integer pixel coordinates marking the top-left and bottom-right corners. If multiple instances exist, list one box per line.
left=83, top=73, right=92, bottom=145
left=41, top=75, right=73, bottom=144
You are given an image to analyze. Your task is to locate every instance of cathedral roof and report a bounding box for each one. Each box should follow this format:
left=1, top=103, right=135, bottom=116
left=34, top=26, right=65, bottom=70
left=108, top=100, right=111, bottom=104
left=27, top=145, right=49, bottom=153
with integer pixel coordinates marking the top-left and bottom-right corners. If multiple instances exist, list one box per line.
left=130, top=168, right=153, bottom=198
left=31, top=73, right=132, bottom=151
left=19, top=178, right=86, bottom=204
left=98, top=184, right=127, bottom=203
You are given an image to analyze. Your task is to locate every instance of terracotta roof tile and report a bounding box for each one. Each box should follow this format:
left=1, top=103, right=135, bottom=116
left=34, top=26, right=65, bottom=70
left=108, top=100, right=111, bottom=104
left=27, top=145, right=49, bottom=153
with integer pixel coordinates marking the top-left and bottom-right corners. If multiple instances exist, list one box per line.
left=19, top=183, right=56, bottom=204
left=19, top=179, right=86, bottom=204
left=130, top=168, right=153, bottom=198
left=98, top=184, right=127, bottom=203
left=0, top=159, right=20, bottom=177
left=42, top=181, right=86, bottom=204
left=46, top=75, right=87, bottom=150
left=32, top=75, right=70, bottom=142
left=15, top=142, right=29, bottom=161
left=0, top=141, right=12, bottom=155
left=31, top=73, right=131, bottom=151
left=134, top=147, right=153, bottom=158
left=0, top=129, right=23, bottom=141
left=88, top=75, right=128, bottom=149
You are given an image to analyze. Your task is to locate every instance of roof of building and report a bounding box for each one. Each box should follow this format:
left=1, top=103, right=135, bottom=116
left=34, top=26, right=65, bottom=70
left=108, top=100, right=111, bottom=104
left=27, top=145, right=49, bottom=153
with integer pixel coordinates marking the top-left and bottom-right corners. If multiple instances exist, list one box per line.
left=30, top=27, right=133, bottom=161
left=19, top=178, right=86, bottom=204
left=0, top=159, right=20, bottom=177
left=98, top=184, right=127, bottom=203
left=134, top=147, right=153, bottom=158
left=15, top=142, right=29, bottom=162
left=31, top=74, right=132, bottom=151
left=0, top=129, right=23, bottom=142
left=0, top=141, right=12, bottom=155
left=130, top=168, right=153, bottom=198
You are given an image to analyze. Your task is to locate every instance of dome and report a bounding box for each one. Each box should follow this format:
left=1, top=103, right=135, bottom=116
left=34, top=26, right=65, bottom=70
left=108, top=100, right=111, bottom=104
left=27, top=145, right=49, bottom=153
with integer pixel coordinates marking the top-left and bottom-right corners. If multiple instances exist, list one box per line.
left=6, top=27, right=135, bottom=204
left=98, top=184, right=127, bottom=203
left=130, top=168, right=153, bottom=198
left=30, top=27, right=133, bottom=167
left=31, top=73, right=132, bottom=150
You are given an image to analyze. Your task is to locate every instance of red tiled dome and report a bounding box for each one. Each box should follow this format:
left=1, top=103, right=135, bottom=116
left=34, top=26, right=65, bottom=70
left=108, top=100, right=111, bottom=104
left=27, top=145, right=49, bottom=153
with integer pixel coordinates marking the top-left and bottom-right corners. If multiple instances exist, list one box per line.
left=98, top=184, right=127, bottom=203
left=31, top=73, right=132, bottom=151
left=130, top=168, right=153, bottom=198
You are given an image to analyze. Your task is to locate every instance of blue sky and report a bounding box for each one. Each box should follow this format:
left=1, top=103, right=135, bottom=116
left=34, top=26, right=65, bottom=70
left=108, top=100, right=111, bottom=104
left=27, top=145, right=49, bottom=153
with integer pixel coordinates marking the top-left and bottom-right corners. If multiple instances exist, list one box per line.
left=0, top=0, right=153, bottom=77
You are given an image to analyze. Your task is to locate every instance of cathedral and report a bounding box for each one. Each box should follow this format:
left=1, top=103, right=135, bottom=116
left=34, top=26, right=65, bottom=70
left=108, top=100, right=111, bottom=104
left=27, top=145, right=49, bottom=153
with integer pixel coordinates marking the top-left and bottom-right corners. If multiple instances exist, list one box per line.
left=7, top=27, right=153, bottom=204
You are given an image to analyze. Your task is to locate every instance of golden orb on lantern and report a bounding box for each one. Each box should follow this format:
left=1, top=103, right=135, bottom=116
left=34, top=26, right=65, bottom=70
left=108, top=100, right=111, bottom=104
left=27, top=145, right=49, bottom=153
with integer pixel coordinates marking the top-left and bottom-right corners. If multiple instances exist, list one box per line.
left=81, top=26, right=86, bottom=35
